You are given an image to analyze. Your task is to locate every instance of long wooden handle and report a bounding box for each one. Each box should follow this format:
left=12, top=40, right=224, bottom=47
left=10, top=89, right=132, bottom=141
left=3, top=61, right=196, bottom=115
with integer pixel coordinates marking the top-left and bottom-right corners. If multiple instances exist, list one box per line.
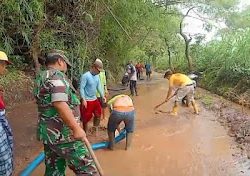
left=154, top=101, right=167, bottom=110
left=154, top=91, right=178, bottom=110
left=84, top=138, right=104, bottom=176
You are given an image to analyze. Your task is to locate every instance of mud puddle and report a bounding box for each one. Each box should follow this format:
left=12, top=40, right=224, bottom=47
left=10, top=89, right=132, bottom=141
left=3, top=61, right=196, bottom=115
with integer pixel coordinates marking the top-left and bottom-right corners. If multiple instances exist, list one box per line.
left=94, top=76, right=250, bottom=176
left=9, top=72, right=250, bottom=175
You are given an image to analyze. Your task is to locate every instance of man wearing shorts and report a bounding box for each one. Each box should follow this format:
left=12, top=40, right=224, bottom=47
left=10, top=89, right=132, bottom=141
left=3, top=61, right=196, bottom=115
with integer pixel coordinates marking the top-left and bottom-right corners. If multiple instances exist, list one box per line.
left=80, top=59, right=106, bottom=132
left=107, top=94, right=135, bottom=150
left=164, top=69, right=199, bottom=116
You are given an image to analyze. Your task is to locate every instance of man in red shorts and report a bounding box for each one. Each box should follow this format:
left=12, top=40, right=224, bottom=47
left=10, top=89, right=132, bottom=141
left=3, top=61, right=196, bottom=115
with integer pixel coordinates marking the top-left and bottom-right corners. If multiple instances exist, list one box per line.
left=80, top=59, right=106, bottom=132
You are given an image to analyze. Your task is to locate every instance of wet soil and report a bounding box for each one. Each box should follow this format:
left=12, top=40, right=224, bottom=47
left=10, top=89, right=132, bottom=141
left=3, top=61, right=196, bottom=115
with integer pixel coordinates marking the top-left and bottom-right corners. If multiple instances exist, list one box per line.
left=95, top=75, right=250, bottom=176
left=6, top=102, right=42, bottom=176
left=7, top=72, right=250, bottom=175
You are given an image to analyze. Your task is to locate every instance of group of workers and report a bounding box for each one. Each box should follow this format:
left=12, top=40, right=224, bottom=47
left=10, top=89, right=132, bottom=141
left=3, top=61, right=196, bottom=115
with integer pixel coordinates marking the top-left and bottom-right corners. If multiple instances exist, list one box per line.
left=135, top=62, right=152, bottom=81
left=0, top=49, right=198, bottom=176
left=34, top=49, right=136, bottom=175
left=125, top=61, right=152, bottom=96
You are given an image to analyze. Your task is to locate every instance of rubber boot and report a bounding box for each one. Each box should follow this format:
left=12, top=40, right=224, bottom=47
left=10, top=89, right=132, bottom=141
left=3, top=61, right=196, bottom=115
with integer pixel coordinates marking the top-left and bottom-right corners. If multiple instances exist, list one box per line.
left=125, top=133, right=133, bottom=150
left=108, top=131, right=115, bottom=150
left=170, top=103, right=178, bottom=116
left=191, top=101, right=199, bottom=114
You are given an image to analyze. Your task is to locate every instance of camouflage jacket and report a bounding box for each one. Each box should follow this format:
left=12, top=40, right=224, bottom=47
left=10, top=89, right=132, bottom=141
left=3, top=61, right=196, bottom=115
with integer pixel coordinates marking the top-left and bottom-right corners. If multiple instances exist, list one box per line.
left=34, top=68, right=80, bottom=144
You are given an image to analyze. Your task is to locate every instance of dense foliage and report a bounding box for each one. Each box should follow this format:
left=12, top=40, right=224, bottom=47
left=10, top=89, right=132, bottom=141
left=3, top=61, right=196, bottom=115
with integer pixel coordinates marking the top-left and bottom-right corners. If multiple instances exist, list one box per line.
left=192, top=28, right=250, bottom=104
left=0, top=0, right=249, bottom=105
left=0, top=0, right=181, bottom=79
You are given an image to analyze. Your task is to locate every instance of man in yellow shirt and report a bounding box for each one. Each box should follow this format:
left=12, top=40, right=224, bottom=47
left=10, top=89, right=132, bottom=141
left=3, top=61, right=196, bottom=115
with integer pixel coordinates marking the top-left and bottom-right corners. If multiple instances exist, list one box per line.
left=96, top=67, right=109, bottom=120
left=107, top=94, right=135, bottom=150
left=164, top=70, right=199, bottom=116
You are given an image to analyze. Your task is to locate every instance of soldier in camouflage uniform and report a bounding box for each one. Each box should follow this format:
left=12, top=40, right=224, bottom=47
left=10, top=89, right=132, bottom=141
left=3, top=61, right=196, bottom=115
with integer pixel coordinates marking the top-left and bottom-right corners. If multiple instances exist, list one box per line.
left=34, top=49, right=99, bottom=176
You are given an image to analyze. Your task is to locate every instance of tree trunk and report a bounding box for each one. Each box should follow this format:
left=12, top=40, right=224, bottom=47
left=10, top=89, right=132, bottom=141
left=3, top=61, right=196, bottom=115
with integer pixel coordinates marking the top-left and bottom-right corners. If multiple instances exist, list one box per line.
left=167, top=46, right=171, bottom=68
left=179, top=7, right=194, bottom=72
left=185, top=40, right=192, bottom=71
left=32, top=49, right=40, bottom=73
left=31, top=21, right=44, bottom=73
left=164, top=39, right=173, bottom=71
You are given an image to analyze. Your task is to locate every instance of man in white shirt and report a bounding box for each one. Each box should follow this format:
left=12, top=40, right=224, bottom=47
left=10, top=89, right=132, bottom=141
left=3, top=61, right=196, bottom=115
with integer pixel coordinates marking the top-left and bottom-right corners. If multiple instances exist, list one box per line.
left=126, top=61, right=138, bottom=96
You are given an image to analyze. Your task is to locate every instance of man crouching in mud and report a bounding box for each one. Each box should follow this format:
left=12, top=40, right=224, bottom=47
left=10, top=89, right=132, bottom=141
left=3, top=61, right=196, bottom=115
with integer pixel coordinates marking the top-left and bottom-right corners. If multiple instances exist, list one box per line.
left=164, top=69, right=199, bottom=116
left=34, top=49, right=99, bottom=175
left=107, top=94, right=135, bottom=150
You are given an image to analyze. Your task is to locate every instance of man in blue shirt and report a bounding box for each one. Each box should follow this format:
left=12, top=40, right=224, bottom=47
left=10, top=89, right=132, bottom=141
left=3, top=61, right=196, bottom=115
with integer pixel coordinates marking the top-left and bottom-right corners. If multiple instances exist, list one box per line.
left=80, top=59, right=106, bottom=132
left=145, top=62, right=152, bottom=80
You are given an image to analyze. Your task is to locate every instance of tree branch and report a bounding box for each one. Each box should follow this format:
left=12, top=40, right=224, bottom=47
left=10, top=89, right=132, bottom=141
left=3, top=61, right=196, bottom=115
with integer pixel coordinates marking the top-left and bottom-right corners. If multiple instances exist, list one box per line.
left=180, top=7, right=195, bottom=41
left=153, top=0, right=184, bottom=7
left=179, top=7, right=194, bottom=71
left=101, top=0, right=132, bottom=40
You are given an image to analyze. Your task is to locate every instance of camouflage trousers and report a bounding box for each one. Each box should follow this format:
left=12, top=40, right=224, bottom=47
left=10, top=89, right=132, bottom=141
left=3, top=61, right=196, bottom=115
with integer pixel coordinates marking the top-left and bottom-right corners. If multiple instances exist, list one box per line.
left=44, top=140, right=99, bottom=176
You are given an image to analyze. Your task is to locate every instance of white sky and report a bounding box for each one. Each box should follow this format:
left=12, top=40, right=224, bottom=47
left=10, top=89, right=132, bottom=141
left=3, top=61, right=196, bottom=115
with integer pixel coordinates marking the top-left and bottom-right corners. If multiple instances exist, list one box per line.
left=183, top=0, right=250, bottom=42
left=237, top=0, right=250, bottom=10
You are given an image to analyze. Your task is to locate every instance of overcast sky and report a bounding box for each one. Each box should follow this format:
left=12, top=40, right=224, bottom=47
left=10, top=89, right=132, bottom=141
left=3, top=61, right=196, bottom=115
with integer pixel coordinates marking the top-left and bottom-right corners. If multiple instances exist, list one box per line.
left=183, top=0, right=250, bottom=42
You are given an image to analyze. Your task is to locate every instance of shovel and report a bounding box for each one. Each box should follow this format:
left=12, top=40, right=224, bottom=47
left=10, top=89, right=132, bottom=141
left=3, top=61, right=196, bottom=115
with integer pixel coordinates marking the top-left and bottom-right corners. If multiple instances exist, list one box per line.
left=83, top=138, right=104, bottom=176
left=154, top=90, right=178, bottom=110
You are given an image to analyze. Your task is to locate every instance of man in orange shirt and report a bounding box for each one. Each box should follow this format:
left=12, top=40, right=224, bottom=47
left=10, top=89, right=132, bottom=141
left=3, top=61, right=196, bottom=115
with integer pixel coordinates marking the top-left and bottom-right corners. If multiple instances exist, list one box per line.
left=135, top=62, right=143, bottom=80
left=164, top=70, right=199, bottom=116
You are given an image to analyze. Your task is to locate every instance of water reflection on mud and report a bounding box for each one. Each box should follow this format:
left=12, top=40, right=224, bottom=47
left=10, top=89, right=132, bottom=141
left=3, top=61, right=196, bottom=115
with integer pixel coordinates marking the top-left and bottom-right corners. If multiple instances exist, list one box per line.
left=96, top=74, right=250, bottom=176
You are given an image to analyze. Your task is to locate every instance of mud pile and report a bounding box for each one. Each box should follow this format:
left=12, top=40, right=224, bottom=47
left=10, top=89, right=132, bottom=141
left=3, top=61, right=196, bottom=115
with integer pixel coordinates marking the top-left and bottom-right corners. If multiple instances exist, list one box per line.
left=211, top=102, right=250, bottom=157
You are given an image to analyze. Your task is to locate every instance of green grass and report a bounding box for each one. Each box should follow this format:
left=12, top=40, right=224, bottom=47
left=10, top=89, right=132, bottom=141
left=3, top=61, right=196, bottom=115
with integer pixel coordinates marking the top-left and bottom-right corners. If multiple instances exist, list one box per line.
left=201, top=95, right=213, bottom=107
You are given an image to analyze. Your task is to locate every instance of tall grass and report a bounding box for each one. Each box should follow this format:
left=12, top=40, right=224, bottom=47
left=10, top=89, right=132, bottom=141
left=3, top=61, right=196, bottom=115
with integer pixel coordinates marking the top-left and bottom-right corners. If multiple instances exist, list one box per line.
left=192, top=29, right=250, bottom=104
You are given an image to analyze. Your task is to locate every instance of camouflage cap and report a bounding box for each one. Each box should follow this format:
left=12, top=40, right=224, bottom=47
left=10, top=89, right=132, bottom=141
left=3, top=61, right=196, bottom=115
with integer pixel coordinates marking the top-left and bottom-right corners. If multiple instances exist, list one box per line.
left=46, top=49, right=72, bottom=67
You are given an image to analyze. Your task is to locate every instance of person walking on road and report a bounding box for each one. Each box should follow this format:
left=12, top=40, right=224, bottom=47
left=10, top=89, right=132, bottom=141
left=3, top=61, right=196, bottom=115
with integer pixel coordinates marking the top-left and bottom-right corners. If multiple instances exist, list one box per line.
left=34, top=49, right=99, bottom=175
left=127, top=61, right=138, bottom=96
left=107, top=94, right=135, bottom=150
left=145, top=62, right=152, bottom=80
left=135, top=62, right=143, bottom=80
left=0, top=51, right=14, bottom=176
left=80, top=59, right=106, bottom=132
left=164, top=69, right=199, bottom=116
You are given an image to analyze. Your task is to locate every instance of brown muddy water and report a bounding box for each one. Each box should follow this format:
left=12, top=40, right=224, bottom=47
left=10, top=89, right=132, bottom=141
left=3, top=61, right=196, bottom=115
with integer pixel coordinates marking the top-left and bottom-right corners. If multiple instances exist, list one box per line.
left=16, top=73, right=250, bottom=176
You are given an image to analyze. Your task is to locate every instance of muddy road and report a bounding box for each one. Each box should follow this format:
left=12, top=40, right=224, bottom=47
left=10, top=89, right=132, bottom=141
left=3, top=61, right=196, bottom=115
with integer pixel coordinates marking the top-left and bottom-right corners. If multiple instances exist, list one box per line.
left=8, top=72, right=250, bottom=175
